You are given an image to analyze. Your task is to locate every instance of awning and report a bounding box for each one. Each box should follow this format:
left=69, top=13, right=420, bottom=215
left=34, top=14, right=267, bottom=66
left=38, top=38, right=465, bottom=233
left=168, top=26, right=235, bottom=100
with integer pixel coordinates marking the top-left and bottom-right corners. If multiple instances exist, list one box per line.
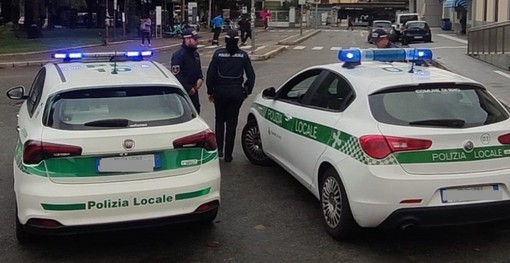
left=443, top=0, right=468, bottom=9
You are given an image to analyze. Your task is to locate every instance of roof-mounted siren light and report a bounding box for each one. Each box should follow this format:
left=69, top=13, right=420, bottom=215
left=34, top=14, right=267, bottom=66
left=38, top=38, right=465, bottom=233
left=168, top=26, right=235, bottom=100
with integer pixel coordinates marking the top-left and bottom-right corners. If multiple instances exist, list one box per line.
left=51, top=51, right=154, bottom=62
left=338, top=48, right=433, bottom=68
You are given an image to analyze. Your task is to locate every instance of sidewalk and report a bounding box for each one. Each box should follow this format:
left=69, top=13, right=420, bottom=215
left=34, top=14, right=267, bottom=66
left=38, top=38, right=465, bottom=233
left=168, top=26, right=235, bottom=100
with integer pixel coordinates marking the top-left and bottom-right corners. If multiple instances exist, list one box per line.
left=0, top=28, right=321, bottom=68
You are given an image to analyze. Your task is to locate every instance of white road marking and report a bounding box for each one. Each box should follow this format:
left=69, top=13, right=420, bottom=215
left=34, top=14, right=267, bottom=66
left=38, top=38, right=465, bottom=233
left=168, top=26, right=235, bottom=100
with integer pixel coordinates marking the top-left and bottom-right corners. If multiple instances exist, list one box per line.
left=293, top=46, right=306, bottom=50
left=197, top=45, right=206, bottom=48
left=240, top=45, right=252, bottom=49
left=205, top=45, right=218, bottom=49
left=494, top=70, right=510, bottom=79
left=311, top=46, right=323, bottom=50
left=436, top=34, right=468, bottom=44
left=330, top=47, right=342, bottom=51
left=254, top=45, right=266, bottom=52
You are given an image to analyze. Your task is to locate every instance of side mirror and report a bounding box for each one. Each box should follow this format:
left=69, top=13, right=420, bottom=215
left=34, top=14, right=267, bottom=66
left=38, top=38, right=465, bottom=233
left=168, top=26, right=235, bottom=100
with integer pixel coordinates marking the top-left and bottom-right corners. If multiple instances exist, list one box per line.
left=6, top=86, right=27, bottom=100
left=262, top=87, right=276, bottom=99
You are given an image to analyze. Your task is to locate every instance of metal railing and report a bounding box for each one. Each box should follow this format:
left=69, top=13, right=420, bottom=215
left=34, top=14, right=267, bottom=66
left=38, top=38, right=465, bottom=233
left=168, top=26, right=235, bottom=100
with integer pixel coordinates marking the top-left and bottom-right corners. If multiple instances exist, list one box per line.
left=468, top=21, right=510, bottom=55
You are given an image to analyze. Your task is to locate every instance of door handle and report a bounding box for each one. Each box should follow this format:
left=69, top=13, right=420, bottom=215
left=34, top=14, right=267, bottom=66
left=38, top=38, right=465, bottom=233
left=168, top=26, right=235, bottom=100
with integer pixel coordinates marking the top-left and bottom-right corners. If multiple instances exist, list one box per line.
left=16, top=126, right=20, bottom=132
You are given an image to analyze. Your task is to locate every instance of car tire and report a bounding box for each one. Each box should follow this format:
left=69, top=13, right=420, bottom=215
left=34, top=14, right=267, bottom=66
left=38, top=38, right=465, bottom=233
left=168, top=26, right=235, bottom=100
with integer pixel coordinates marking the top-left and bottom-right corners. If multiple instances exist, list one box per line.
left=16, top=214, right=37, bottom=244
left=241, top=119, right=273, bottom=166
left=320, top=167, right=358, bottom=240
left=200, top=207, right=218, bottom=224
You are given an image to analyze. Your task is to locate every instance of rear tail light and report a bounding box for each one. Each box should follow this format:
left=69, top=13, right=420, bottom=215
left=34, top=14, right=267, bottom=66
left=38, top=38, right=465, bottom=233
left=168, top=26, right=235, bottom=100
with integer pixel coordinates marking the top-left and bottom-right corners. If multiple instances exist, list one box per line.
left=23, top=140, right=83, bottom=165
left=194, top=200, right=220, bottom=213
left=498, top=133, right=510, bottom=144
left=26, top=218, right=63, bottom=228
left=359, top=135, right=432, bottom=159
left=173, top=129, right=217, bottom=151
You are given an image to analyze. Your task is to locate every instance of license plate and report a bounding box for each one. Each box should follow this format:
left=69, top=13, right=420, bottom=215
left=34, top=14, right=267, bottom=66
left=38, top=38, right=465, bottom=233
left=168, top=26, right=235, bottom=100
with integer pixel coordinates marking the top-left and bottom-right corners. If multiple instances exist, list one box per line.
left=97, top=154, right=160, bottom=173
left=414, top=36, right=423, bottom=39
left=440, top=185, right=502, bottom=203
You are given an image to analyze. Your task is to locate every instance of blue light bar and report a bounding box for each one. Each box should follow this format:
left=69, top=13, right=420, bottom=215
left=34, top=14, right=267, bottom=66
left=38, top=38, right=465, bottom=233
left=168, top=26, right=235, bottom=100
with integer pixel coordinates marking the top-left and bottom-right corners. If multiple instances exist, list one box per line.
left=338, top=48, right=433, bottom=63
left=51, top=51, right=154, bottom=61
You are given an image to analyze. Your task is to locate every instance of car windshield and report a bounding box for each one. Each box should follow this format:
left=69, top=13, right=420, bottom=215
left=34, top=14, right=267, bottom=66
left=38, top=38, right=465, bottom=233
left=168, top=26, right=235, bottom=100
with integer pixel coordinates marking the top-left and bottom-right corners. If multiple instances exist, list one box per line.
left=369, top=84, right=509, bottom=128
left=45, top=86, right=194, bottom=130
left=407, top=22, right=427, bottom=29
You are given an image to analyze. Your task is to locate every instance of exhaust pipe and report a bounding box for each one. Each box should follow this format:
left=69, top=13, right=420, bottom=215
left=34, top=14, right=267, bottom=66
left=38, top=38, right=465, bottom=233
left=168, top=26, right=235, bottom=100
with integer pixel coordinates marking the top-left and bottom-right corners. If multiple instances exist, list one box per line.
left=400, top=221, right=416, bottom=230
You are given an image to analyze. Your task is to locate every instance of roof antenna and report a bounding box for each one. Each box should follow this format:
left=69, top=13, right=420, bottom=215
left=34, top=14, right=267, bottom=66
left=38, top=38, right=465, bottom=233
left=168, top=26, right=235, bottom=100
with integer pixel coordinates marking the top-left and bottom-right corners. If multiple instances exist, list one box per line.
left=112, top=51, right=118, bottom=74
left=408, top=48, right=417, bottom=73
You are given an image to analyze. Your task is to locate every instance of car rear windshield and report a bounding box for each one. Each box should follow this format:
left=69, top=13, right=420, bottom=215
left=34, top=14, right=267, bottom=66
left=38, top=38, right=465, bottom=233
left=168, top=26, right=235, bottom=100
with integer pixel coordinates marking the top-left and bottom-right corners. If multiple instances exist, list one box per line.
left=407, top=22, right=427, bottom=29
left=45, top=86, right=194, bottom=130
left=374, top=22, right=391, bottom=28
left=401, top=15, right=418, bottom=24
left=369, top=84, right=509, bottom=128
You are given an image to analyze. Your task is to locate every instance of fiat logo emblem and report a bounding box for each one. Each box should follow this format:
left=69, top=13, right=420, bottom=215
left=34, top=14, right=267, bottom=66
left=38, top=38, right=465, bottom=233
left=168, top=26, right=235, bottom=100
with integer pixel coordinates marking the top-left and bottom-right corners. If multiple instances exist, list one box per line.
left=123, top=139, right=135, bottom=151
left=463, top=140, right=474, bottom=153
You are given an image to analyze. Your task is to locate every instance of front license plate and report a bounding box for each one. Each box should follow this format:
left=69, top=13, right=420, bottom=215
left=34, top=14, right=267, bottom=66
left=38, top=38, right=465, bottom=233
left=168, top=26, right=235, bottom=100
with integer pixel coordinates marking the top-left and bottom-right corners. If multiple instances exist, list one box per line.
left=98, top=154, right=157, bottom=173
left=441, top=185, right=502, bottom=203
left=414, top=36, right=423, bottom=39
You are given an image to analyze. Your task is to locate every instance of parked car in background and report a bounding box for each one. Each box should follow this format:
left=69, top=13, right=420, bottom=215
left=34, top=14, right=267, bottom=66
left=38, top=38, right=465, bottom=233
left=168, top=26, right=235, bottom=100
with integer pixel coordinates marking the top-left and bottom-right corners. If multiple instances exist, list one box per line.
left=367, top=20, right=392, bottom=43
left=392, top=13, right=420, bottom=41
left=401, top=20, right=432, bottom=45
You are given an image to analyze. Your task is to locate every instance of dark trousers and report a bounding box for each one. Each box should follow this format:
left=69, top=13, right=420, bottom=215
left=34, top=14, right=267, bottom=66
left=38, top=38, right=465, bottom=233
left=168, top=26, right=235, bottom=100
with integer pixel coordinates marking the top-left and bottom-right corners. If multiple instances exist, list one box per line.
left=213, top=28, right=221, bottom=45
left=213, top=86, right=244, bottom=158
left=240, top=29, right=251, bottom=43
left=141, top=31, right=151, bottom=44
left=190, top=92, right=200, bottom=114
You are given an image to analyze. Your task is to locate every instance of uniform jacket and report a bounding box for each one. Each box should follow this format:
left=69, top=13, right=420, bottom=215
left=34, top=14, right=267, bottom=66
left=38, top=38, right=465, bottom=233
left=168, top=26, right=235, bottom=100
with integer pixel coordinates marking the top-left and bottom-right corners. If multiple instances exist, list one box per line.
left=171, top=45, right=203, bottom=92
left=206, top=48, right=255, bottom=95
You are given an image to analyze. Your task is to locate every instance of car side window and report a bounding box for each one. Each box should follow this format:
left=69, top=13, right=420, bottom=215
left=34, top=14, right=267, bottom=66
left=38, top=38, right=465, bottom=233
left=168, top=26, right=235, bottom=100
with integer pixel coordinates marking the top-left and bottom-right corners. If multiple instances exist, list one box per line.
left=277, top=69, right=322, bottom=103
left=27, top=68, right=46, bottom=117
left=307, top=71, right=355, bottom=111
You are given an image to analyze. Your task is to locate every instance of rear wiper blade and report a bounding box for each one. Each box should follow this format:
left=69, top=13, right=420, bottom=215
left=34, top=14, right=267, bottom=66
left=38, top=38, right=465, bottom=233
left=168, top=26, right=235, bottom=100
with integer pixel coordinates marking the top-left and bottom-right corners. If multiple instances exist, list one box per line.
left=409, top=119, right=465, bottom=128
left=84, top=119, right=130, bottom=127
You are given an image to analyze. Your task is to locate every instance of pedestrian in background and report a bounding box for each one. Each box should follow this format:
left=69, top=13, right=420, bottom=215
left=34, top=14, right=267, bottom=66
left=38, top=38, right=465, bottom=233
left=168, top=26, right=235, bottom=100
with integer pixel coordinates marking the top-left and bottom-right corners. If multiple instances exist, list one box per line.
left=346, top=16, right=354, bottom=31
left=261, top=8, right=271, bottom=31
left=171, top=28, right=204, bottom=114
left=206, top=29, right=256, bottom=163
left=140, top=15, right=152, bottom=46
left=238, top=16, right=251, bottom=46
left=212, top=14, right=224, bottom=46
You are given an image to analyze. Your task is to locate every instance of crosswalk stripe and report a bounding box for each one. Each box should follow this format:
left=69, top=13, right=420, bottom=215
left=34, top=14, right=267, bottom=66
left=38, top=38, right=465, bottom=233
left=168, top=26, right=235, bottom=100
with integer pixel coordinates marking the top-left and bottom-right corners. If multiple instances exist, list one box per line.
left=205, top=45, right=217, bottom=49
left=311, top=46, right=323, bottom=50
left=330, top=47, right=342, bottom=51
left=293, top=46, right=306, bottom=50
left=197, top=45, right=206, bottom=48
left=240, top=45, right=252, bottom=49
left=254, top=45, right=267, bottom=52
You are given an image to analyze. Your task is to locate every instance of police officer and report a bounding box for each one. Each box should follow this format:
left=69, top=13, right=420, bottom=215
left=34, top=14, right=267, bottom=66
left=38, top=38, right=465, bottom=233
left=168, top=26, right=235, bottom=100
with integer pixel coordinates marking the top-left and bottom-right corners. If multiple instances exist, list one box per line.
left=371, top=28, right=399, bottom=48
left=171, top=28, right=204, bottom=114
left=206, top=29, right=256, bottom=163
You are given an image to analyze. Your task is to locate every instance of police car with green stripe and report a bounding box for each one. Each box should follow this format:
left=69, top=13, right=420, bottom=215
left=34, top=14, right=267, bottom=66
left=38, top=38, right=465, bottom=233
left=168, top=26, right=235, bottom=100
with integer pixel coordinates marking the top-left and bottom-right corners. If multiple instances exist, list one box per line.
left=241, top=48, right=510, bottom=240
left=6, top=51, right=220, bottom=243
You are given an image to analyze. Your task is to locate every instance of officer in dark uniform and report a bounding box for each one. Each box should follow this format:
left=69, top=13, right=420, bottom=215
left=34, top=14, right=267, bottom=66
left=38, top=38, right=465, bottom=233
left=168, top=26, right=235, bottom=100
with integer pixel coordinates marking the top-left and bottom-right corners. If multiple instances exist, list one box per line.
left=171, top=28, right=204, bottom=114
left=371, top=28, right=399, bottom=48
left=206, top=29, right=256, bottom=163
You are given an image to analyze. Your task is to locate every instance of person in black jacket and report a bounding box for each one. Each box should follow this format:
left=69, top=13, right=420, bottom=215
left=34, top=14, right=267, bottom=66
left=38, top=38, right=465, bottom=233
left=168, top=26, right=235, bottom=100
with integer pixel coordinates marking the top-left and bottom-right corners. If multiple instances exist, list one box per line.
left=371, top=28, right=399, bottom=48
left=206, top=29, right=256, bottom=162
left=237, top=16, right=251, bottom=46
left=171, top=28, right=204, bottom=114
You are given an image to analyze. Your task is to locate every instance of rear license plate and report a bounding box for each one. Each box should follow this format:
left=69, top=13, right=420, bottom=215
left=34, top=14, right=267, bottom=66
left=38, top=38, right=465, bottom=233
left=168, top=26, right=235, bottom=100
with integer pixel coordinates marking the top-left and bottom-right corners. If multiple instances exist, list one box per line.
left=97, top=154, right=160, bottom=173
left=414, top=36, right=423, bottom=39
left=441, top=185, right=502, bottom=203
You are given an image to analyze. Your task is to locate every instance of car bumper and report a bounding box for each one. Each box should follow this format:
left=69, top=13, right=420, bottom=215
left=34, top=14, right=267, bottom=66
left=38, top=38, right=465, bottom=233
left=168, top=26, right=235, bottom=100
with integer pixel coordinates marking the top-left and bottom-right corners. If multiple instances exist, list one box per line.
left=14, top=160, right=221, bottom=233
left=334, top=156, right=510, bottom=228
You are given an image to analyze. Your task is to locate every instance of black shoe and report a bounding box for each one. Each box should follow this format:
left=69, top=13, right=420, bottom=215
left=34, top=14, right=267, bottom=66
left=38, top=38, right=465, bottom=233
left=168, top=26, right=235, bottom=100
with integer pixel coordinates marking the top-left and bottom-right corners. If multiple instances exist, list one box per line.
left=218, top=151, right=224, bottom=158
left=224, top=156, right=233, bottom=163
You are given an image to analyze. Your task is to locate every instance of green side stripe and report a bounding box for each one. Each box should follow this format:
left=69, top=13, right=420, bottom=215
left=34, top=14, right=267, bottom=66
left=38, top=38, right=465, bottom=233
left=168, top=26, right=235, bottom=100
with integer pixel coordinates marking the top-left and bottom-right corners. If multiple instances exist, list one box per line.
left=253, top=103, right=510, bottom=165
left=175, top=187, right=211, bottom=200
left=41, top=203, right=86, bottom=211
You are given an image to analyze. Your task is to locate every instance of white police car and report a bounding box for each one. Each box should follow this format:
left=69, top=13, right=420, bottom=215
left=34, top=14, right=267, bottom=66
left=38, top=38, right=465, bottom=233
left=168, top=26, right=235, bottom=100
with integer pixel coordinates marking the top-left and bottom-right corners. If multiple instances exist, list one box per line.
left=6, top=51, right=220, bottom=243
left=241, top=48, right=510, bottom=240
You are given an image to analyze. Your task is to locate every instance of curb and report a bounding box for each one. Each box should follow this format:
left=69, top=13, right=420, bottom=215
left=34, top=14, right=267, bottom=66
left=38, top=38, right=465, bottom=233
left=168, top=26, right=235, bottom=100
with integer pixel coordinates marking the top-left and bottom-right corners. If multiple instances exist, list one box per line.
left=251, top=46, right=288, bottom=61
left=277, top=30, right=321, bottom=45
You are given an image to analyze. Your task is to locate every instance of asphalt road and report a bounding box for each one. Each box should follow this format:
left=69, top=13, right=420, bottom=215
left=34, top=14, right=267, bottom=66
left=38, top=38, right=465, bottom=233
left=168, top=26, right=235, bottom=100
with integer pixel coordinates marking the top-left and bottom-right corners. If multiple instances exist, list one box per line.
left=2, top=29, right=510, bottom=263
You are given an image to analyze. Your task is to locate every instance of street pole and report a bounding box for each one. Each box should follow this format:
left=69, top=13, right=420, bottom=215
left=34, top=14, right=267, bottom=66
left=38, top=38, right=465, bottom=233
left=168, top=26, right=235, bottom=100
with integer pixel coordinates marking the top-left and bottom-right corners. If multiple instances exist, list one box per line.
left=105, top=0, right=109, bottom=46
left=208, top=0, right=212, bottom=29
left=250, top=0, right=256, bottom=53
left=300, top=4, right=303, bottom=36
left=113, top=0, right=117, bottom=42
left=315, top=1, right=318, bottom=30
